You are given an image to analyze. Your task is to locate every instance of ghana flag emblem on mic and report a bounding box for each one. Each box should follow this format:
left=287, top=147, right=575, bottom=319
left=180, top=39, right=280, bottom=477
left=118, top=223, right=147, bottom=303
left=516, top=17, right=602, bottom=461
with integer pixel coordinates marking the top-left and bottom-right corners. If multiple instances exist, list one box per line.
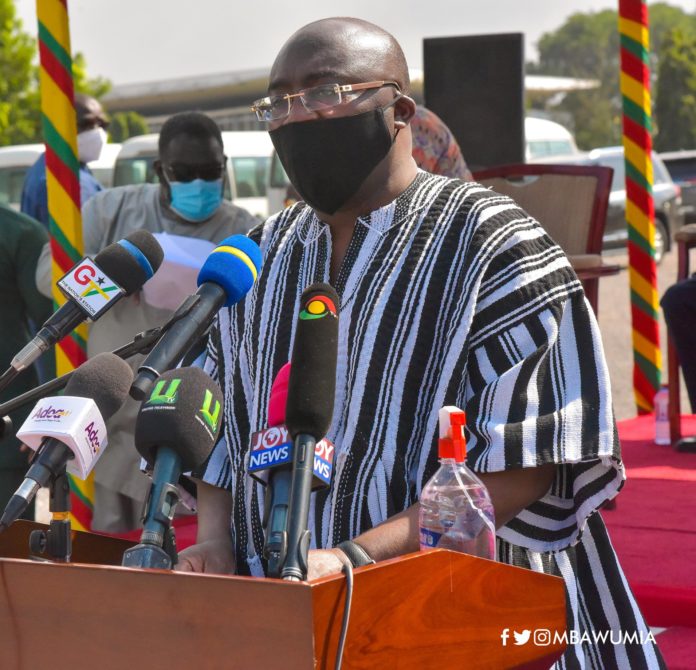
left=300, top=294, right=337, bottom=321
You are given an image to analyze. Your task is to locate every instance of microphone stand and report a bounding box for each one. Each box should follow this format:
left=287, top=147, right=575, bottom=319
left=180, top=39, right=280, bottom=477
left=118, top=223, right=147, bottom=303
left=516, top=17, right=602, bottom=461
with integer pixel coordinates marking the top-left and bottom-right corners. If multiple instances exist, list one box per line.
left=0, top=301, right=208, bottom=560
left=28, top=465, right=71, bottom=563
left=281, top=433, right=317, bottom=581
left=121, top=446, right=181, bottom=570
left=0, top=298, right=207, bottom=439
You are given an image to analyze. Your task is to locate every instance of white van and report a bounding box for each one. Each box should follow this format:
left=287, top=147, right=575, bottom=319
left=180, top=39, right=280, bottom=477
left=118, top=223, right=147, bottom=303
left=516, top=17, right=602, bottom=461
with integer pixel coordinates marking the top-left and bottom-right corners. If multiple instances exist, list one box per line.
left=0, top=142, right=122, bottom=210
left=88, top=142, right=122, bottom=188
left=525, top=117, right=579, bottom=160
left=0, top=144, right=44, bottom=209
left=112, top=131, right=274, bottom=219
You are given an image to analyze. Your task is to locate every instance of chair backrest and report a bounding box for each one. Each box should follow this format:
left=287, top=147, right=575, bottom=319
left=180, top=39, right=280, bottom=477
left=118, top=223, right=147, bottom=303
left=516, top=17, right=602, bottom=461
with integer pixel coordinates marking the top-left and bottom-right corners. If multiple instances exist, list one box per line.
left=473, top=164, right=613, bottom=256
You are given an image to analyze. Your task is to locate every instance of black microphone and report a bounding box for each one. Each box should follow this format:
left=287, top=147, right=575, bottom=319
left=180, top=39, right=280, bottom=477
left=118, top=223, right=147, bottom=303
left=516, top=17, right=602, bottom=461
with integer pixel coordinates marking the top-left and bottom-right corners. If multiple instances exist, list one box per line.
left=130, top=234, right=262, bottom=401
left=248, top=363, right=336, bottom=577
left=0, top=353, right=133, bottom=531
left=10, top=230, right=164, bottom=374
left=281, top=283, right=339, bottom=581
left=122, top=367, right=223, bottom=570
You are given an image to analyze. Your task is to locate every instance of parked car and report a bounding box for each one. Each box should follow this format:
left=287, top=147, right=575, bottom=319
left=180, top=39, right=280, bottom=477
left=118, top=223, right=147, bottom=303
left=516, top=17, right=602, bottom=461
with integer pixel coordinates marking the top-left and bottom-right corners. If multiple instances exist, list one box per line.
left=112, top=131, right=273, bottom=219
left=0, top=142, right=121, bottom=210
left=537, top=146, right=684, bottom=263
left=525, top=117, right=580, bottom=161
left=659, top=150, right=696, bottom=224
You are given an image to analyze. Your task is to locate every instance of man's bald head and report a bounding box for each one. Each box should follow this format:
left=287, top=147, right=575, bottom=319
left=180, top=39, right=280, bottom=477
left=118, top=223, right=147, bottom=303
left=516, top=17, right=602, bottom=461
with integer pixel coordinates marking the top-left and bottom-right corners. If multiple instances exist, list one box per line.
left=269, top=17, right=410, bottom=94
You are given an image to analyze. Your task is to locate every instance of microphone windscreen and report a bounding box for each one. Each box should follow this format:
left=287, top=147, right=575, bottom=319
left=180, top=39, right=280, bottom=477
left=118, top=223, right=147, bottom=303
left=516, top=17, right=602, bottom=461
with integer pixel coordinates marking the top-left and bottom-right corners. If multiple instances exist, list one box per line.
left=267, top=362, right=291, bottom=426
left=197, top=234, right=262, bottom=307
left=63, top=352, right=134, bottom=420
left=94, top=230, right=164, bottom=296
left=285, top=283, right=339, bottom=439
left=134, top=367, right=224, bottom=471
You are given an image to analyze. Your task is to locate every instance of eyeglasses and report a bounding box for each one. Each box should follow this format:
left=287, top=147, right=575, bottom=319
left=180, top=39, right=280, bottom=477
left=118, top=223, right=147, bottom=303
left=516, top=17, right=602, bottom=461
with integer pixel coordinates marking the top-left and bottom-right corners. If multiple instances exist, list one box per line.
left=162, top=160, right=226, bottom=183
left=251, top=80, right=401, bottom=122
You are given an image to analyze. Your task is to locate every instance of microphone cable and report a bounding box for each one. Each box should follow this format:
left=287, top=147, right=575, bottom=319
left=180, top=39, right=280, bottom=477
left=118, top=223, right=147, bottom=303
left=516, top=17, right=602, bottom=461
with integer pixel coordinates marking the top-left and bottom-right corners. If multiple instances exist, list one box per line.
left=334, top=561, right=354, bottom=670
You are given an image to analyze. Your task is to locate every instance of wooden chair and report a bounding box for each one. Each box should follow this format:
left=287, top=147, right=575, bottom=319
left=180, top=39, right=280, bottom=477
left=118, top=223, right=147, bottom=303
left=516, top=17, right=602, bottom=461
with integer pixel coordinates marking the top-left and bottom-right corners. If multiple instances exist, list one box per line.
left=667, top=223, right=696, bottom=448
left=473, top=163, right=620, bottom=315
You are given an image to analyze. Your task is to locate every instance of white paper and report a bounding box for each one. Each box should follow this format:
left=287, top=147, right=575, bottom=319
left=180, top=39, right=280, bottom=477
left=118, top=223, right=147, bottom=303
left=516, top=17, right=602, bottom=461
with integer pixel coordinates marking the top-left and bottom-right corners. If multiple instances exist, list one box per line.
left=142, top=233, right=216, bottom=311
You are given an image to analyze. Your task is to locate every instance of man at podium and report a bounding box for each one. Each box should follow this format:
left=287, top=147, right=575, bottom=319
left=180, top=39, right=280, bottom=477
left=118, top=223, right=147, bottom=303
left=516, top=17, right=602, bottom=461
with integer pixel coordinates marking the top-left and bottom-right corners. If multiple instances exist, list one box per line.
left=178, top=17, right=664, bottom=669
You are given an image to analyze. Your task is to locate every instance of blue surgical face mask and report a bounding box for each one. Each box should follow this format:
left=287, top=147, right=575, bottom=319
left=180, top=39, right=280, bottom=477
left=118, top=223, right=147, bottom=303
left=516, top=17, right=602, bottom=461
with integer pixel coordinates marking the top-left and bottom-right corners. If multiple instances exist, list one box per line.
left=166, top=178, right=223, bottom=222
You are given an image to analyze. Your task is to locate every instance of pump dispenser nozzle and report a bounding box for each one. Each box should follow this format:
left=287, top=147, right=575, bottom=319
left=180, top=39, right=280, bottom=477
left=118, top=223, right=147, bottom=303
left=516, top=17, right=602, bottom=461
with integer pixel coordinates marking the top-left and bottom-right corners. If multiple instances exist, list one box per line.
left=438, top=406, right=466, bottom=462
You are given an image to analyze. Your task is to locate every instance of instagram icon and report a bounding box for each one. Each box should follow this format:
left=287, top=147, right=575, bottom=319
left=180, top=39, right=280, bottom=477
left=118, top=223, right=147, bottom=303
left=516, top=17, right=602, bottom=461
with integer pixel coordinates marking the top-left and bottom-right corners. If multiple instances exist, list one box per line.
left=534, top=629, right=552, bottom=646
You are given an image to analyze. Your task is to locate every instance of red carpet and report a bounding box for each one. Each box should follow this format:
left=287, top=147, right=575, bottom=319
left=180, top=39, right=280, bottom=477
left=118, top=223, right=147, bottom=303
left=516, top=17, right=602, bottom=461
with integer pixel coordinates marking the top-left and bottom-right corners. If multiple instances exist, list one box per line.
left=604, top=414, right=696, bottom=669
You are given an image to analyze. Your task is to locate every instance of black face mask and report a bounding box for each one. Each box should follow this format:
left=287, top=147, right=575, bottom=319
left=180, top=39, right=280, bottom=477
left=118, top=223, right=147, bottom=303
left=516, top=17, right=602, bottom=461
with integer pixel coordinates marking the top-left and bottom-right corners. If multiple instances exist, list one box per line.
left=269, top=106, right=395, bottom=215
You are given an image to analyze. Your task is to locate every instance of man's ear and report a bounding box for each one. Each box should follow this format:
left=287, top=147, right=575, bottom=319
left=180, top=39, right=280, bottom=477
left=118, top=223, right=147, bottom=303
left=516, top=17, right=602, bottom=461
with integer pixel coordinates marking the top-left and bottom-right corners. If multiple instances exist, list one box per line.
left=393, top=95, right=417, bottom=129
left=153, top=160, right=170, bottom=199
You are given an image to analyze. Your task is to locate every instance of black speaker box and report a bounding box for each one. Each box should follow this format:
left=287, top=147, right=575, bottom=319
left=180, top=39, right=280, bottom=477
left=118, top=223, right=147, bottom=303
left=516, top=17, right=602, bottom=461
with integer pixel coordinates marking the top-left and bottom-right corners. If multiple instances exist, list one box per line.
left=423, top=33, right=525, bottom=171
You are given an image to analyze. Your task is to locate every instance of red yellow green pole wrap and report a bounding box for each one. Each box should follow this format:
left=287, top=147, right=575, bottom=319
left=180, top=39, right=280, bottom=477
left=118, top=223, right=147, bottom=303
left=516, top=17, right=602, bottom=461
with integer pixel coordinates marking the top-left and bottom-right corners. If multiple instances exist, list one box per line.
left=36, top=0, right=93, bottom=530
left=619, top=0, right=661, bottom=414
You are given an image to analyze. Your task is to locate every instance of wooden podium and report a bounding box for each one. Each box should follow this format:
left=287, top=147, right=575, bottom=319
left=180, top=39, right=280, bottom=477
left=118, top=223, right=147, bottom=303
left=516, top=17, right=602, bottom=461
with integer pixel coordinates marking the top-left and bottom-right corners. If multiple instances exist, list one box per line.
left=0, top=521, right=566, bottom=669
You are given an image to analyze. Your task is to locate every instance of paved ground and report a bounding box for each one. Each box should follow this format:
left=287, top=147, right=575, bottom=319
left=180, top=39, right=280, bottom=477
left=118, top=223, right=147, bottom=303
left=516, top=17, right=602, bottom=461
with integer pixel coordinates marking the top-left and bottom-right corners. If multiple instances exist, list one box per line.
left=598, top=247, right=689, bottom=421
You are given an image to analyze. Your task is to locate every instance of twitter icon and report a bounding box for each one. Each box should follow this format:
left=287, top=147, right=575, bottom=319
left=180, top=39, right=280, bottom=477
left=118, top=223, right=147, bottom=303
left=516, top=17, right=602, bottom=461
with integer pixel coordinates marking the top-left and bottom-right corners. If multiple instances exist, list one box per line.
left=513, top=630, right=531, bottom=645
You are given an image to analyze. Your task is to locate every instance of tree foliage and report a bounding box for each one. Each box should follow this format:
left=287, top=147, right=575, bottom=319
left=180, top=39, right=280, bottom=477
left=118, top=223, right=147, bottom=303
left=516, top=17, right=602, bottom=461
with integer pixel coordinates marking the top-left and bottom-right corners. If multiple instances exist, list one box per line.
left=0, top=1, right=147, bottom=148
left=72, top=52, right=111, bottom=99
left=0, top=0, right=40, bottom=145
left=109, top=111, right=149, bottom=142
left=531, top=2, right=696, bottom=151
left=654, top=29, right=696, bottom=151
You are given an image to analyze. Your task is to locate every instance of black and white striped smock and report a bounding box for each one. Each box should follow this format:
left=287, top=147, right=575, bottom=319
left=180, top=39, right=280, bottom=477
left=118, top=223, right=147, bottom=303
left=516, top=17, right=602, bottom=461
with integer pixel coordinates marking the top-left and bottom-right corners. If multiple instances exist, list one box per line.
left=197, top=171, right=664, bottom=669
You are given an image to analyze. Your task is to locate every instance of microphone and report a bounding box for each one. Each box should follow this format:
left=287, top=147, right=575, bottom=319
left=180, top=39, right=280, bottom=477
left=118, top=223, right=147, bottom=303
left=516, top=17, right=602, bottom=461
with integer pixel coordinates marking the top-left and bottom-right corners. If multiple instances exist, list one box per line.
left=10, top=230, right=164, bottom=373
left=0, top=353, right=133, bottom=530
left=281, top=283, right=339, bottom=581
left=129, top=234, right=262, bottom=401
left=122, top=366, right=223, bottom=570
left=248, top=363, right=335, bottom=577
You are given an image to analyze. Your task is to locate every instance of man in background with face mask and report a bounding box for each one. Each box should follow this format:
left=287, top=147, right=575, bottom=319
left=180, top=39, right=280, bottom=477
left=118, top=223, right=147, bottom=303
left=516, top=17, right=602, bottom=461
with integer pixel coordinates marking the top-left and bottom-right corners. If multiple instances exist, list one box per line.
left=36, top=111, right=257, bottom=533
left=21, top=93, right=107, bottom=227
left=179, top=17, right=663, bottom=669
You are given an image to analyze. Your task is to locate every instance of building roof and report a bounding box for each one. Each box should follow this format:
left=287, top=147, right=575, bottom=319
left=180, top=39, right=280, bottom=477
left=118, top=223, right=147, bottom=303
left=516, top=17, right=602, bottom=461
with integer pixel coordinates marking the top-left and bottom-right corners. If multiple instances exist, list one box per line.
left=103, top=68, right=599, bottom=118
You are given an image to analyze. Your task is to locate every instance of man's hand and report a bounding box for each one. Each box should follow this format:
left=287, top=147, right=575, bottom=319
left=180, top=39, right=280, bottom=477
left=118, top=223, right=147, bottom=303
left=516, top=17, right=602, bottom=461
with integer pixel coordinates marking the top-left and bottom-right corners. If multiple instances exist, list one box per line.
left=176, top=480, right=235, bottom=574
left=175, top=538, right=236, bottom=575
left=307, top=548, right=347, bottom=581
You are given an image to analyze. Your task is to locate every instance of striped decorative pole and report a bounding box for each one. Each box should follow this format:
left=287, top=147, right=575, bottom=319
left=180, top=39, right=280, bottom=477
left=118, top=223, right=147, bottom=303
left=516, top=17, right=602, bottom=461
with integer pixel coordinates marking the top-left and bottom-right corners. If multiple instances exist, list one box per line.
left=37, top=0, right=94, bottom=530
left=618, top=0, right=661, bottom=414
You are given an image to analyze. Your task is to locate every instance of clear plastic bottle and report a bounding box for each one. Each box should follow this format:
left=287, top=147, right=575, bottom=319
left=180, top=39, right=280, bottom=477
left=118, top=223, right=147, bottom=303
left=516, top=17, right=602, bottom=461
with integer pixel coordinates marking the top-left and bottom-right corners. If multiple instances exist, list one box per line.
left=654, top=385, right=671, bottom=446
left=419, top=406, right=496, bottom=560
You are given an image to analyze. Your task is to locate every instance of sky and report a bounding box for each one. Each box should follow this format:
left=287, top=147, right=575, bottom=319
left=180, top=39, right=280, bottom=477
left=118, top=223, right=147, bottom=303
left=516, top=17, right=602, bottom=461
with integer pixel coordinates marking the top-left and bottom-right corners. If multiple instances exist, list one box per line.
left=13, top=0, right=696, bottom=86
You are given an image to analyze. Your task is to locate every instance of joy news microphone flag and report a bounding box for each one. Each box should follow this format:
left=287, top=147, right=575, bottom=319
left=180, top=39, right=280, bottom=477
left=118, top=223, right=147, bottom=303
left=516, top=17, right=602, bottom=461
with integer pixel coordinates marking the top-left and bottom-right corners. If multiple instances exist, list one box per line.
left=123, top=366, right=223, bottom=570
left=0, top=353, right=133, bottom=530
left=281, top=283, right=339, bottom=581
left=8, top=230, right=163, bottom=378
left=248, top=362, right=336, bottom=577
left=130, top=234, right=262, bottom=401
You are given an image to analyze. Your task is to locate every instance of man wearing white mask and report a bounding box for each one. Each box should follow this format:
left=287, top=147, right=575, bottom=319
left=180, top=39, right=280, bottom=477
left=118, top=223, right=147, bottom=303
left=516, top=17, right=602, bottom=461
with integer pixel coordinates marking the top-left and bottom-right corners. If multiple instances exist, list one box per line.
left=21, top=93, right=107, bottom=226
